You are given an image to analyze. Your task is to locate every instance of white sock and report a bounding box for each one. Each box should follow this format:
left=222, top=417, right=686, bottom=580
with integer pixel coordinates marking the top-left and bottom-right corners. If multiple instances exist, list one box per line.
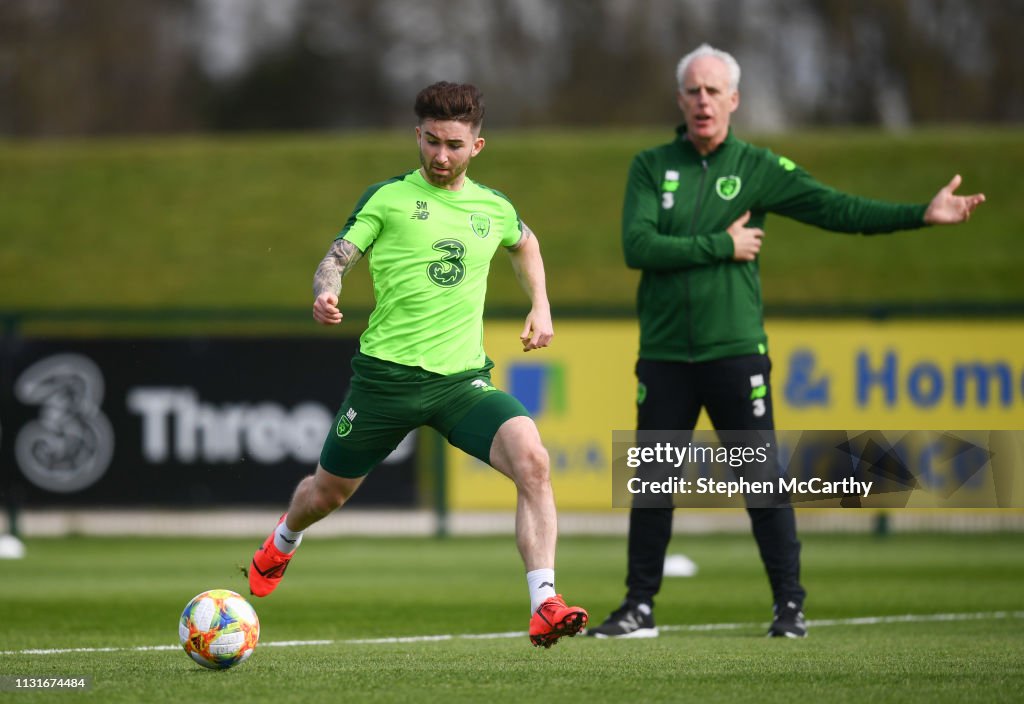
left=273, top=517, right=304, bottom=554
left=527, top=568, right=557, bottom=613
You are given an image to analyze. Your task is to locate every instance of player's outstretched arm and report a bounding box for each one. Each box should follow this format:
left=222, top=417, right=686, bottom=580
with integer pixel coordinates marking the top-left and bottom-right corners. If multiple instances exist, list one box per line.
left=312, top=238, right=364, bottom=325
left=923, top=174, right=986, bottom=225
left=507, top=223, right=554, bottom=352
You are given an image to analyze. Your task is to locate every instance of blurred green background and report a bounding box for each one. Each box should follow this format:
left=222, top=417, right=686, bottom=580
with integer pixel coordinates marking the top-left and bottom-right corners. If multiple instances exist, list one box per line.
left=2, top=127, right=1020, bottom=319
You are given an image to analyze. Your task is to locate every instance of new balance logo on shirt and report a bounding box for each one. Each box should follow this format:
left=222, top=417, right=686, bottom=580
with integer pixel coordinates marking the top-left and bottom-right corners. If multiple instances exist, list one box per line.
left=411, top=200, right=430, bottom=220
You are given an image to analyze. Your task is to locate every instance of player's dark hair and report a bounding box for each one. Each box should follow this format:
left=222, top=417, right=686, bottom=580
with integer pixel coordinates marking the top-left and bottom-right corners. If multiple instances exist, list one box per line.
left=414, top=82, right=485, bottom=128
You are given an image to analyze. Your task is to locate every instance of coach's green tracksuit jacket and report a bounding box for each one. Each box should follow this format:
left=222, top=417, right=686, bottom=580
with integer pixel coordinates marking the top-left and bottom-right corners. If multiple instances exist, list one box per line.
left=623, top=126, right=928, bottom=362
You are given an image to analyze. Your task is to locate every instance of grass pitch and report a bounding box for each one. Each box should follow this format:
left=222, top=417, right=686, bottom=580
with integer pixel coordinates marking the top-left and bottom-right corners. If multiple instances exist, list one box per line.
left=1, top=532, right=1023, bottom=703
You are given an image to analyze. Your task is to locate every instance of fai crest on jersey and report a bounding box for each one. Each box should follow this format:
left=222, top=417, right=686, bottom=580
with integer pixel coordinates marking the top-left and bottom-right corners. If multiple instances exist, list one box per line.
left=469, top=213, right=491, bottom=238
left=715, top=175, right=742, bottom=201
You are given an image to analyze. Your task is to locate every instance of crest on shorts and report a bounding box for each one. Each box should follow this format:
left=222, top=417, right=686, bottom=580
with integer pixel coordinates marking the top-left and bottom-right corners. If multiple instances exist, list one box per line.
left=469, top=213, right=491, bottom=238
left=715, top=175, right=742, bottom=201
left=336, top=407, right=357, bottom=437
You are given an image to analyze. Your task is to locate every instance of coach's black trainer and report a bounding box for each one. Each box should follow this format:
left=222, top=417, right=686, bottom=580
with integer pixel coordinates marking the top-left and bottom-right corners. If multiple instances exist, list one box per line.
left=585, top=600, right=658, bottom=639
left=767, top=600, right=807, bottom=638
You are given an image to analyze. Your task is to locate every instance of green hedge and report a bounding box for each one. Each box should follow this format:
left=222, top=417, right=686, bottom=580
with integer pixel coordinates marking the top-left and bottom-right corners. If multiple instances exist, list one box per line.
left=2, top=128, right=1020, bottom=315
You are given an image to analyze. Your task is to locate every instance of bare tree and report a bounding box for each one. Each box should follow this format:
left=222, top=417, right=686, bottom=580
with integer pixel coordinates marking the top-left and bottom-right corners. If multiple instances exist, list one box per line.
left=0, top=0, right=1019, bottom=136
left=0, top=0, right=202, bottom=135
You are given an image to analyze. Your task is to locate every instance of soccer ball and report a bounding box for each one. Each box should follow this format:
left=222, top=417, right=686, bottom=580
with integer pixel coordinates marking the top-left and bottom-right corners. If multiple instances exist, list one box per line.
left=178, top=589, right=260, bottom=670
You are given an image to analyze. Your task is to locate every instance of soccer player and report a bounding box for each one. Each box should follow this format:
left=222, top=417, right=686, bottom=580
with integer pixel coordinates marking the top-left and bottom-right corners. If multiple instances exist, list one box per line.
left=587, top=44, right=985, bottom=639
left=248, top=81, right=587, bottom=648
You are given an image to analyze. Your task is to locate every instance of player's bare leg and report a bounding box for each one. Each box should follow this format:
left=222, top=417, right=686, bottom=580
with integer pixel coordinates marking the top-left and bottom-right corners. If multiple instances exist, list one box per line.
left=489, top=416, right=556, bottom=570
left=489, top=416, right=588, bottom=647
left=249, top=466, right=363, bottom=597
left=286, top=466, right=365, bottom=531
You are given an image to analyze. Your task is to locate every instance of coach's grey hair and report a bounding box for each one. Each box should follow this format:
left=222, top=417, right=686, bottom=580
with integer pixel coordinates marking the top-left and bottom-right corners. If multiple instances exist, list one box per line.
left=675, top=43, right=741, bottom=92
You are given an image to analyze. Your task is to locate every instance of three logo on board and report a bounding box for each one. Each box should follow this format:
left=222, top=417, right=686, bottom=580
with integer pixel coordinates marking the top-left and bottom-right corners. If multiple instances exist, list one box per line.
left=12, top=354, right=114, bottom=493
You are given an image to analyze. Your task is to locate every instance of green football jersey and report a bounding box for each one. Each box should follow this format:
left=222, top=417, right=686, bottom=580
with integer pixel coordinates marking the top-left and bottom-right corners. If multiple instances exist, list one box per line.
left=339, top=169, right=523, bottom=375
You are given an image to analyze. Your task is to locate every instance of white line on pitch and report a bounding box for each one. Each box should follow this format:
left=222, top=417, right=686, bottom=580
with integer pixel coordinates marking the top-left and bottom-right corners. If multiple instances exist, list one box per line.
left=2, top=610, right=1022, bottom=656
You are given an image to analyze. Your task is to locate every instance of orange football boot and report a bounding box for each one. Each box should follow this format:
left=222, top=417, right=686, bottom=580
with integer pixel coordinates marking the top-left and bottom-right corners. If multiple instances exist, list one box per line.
left=529, top=595, right=588, bottom=648
left=248, top=515, right=295, bottom=597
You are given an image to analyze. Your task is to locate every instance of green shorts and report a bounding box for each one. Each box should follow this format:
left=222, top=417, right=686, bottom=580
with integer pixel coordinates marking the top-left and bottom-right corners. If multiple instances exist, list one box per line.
left=319, top=352, right=530, bottom=478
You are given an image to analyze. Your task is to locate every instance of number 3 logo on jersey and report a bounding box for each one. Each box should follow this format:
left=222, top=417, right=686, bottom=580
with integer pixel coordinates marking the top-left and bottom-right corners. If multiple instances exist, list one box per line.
left=426, top=239, right=467, bottom=287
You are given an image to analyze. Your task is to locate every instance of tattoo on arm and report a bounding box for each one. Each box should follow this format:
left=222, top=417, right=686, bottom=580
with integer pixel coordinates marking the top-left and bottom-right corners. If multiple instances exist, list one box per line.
left=508, top=222, right=535, bottom=251
left=313, top=239, right=363, bottom=297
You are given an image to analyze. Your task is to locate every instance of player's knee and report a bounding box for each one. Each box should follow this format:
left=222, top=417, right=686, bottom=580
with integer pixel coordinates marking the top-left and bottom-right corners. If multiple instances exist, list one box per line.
left=309, top=487, right=346, bottom=515
left=511, top=443, right=550, bottom=492
left=308, top=471, right=357, bottom=514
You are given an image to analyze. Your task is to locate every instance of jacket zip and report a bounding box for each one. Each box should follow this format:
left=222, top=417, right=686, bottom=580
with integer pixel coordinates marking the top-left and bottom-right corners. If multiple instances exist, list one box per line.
left=683, top=158, right=710, bottom=361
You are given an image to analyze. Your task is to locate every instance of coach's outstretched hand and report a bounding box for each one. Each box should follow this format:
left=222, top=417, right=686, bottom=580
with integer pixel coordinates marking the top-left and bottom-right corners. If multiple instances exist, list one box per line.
left=923, top=174, right=986, bottom=225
